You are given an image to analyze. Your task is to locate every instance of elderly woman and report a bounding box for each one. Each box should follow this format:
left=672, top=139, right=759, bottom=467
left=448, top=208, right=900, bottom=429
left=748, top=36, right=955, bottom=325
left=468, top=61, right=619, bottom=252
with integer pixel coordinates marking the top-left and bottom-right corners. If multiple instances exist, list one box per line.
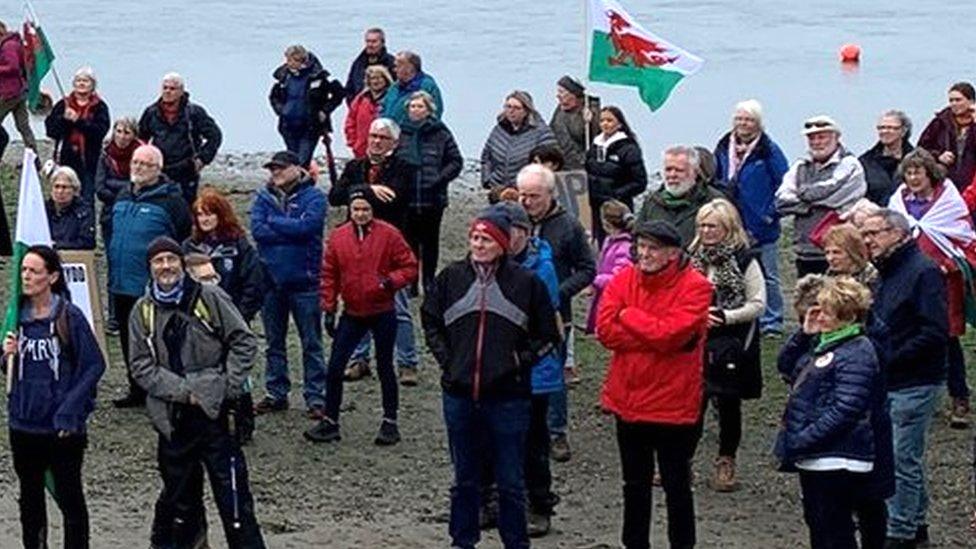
left=345, top=65, right=393, bottom=158
left=585, top=106, right=647, bottom=244
left=822, top=223, right=878, bottom=287
left=888, top=149, right=976, bottom=428
left=689, top=198, right=766, bottom=492
left=95, top=117, right=141, bottom=247
left=481, top=90, right=557, bottom=194
left=45, top=166, right=96, bottom=250
left=44, top=66, right=111, bottom=207
left=397, top=91, right=462, bottom=293
left=859, top=110, right=914, bottom=206
left=918, top=82, right=976, bottom=191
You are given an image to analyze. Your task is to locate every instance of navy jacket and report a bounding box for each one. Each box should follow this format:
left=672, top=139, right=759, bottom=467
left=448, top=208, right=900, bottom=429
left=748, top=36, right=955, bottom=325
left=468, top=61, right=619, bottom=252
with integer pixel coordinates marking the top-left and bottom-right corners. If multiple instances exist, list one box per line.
left=344, top=48, right=395, bottom=104
left=46, top=198, right=96, bottom=250
left=714, top=132, right=789, bottom=246
left=251, top=177, right=327, bottom=291
left=270, top=53, right=345, bottom=135
left=871, top=240, right=948, bottom=390
left=138, top=93, right=222, bottom=185
left=775, top=330, right=879, bottom=470
left=183, top=235, right=264, bottom=322
left=859, top=139, right=914, bottom=206
left=7, top=296, right=105, bottom=435
left=44, top=97, right=111, bottom=194
left=396, top=118, right=463, bottom=210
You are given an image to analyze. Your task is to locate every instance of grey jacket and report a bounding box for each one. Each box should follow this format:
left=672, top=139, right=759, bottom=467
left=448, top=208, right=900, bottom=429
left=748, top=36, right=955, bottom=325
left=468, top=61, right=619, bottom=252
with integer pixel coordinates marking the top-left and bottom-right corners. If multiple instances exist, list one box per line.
left=549, top=100, right=600, bottom=171
left=128, top=279, right=256, bottom=439
left=481, top=117, right=557, bottom=189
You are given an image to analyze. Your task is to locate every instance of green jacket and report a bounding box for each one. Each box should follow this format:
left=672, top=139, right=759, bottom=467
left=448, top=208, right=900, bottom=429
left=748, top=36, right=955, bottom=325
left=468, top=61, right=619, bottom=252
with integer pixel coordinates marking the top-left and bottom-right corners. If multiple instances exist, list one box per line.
left=637, top=183, right=726, bottom=247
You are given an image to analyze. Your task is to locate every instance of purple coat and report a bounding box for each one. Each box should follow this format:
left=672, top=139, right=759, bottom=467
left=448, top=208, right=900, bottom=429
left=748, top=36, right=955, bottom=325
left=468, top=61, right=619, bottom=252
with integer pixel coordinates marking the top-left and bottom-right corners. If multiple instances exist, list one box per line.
left=917, top=107, right=976, bottom=191
left=0, top=32, right=26, bottom=101
left=585, top=232, right=633, bottom=333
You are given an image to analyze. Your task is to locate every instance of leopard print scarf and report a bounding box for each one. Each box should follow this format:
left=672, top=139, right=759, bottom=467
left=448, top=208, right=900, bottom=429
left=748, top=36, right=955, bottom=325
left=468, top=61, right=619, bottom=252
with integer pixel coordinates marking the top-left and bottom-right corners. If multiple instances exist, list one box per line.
left=691, top=244, right=746, bottom=309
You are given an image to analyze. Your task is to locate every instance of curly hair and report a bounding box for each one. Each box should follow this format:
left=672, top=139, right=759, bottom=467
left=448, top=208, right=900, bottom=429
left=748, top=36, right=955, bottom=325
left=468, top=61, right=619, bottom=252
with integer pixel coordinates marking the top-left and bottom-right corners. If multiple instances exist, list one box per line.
left=817, top=276, right=873, bottom=323
left=191, top=187, right=245, bottom=242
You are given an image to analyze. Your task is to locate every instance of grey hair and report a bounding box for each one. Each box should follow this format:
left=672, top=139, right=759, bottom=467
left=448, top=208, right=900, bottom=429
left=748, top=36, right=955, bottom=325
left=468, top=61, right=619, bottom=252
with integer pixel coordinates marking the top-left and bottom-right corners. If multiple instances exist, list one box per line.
left=881, top=109, right=913, bottom=140
left=365, top=27, right=386, bottom=42
left=74, top=66, right=97, bottom=89
left=162, top=72, right=185, bottom=89
left=733, top=99, right=763, bottom=128
left=396, top=51, right=422, bottom=72
left=408, top=91, right=438, bottom=116
left=50, top=166, right=81, bottom=191
left=284, top=44, right=308, bottom=61
left=135, top=144, right=165, bottom=168
left=113, top=116, right=138, bottom=135
left=370, top=117, right=401, bottom=141
left=663, top=145, right=701, bottom=174
left=866, top=208, right=911, bottom=237
left=516, top=163, right=556, bottom=193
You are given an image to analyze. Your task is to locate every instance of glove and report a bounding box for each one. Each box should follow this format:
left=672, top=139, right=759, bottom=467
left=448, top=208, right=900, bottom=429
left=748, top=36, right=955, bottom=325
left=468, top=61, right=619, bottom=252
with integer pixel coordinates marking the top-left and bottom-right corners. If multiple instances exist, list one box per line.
left=324, top=312, right=337, bottom=338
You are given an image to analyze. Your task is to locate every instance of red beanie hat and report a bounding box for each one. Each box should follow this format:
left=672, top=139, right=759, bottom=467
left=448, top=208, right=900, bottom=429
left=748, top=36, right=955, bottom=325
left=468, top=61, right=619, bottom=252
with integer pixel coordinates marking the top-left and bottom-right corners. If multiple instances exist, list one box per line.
left=469, top=210, right=511, bottom=251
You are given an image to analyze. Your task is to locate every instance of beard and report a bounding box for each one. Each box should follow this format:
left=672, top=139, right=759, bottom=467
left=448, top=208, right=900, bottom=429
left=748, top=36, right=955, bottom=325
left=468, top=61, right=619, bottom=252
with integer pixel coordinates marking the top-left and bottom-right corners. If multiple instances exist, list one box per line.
left=665, top=178, right=696, bottom=197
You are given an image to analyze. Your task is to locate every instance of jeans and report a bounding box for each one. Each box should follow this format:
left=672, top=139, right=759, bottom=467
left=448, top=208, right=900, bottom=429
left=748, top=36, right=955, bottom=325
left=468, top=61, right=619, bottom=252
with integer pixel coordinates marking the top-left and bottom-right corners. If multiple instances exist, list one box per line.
left=350, top=289, right=419, bottom=369
left=0, top=95, right=37, bottom=150
left=443, top=393, right=531, bottom=549
left=325, top=311, right=399, bottom=423
left=10, top=430, right=89, bottom=549
left=261, top=287, right=326, bottom=409
left=946, top=336, right=970, bottom=400
left=615, top=418, right=700, bottom=549
left=886, top=384, right=942, bottom=540
left=112, top=292, right=145, bottom=400
left=548, top=326, right=572, bottom=437
left=402, top=207, right=445, bottom=293
left=799, top=470, right=870, bottom=549
left=758, top=242, right=785, bottom=333
left=279, top=127, right=318, bottom=167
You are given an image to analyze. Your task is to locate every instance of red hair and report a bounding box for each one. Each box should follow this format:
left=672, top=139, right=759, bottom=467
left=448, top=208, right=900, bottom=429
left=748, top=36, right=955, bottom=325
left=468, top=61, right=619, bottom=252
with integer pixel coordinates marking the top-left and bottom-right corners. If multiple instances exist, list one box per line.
left=191, top=187, right=245, bottom=242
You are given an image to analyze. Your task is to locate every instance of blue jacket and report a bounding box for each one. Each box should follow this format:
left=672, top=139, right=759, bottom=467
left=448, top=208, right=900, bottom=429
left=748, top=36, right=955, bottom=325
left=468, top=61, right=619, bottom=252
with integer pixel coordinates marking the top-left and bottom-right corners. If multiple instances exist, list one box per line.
left=516, top=237, right=563, bottom=394
left=382, top=72, right=444, bottom=125
left=251, top=177, right=327, bottom=291
left=775, top=328, right=880, bottom=471
left=46, top=197, right=95, bottom=250
left=714, top=132, right=789, bottom=246
left=7, top=295, right=105, bottom=435
left=107, top=177, right=192, bottom=296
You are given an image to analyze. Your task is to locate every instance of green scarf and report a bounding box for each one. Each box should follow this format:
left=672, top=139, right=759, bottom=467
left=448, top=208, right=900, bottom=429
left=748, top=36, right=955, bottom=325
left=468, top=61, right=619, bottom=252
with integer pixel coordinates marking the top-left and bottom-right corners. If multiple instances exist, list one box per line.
left=660, top=188, right=692, bottom=208
left=815, top=324, right=862, bottom=353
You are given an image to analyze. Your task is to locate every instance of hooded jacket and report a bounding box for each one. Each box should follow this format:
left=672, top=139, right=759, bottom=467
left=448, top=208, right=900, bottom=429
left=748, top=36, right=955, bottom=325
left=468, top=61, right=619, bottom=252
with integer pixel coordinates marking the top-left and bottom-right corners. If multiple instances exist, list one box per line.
left=481, top=117, right=557, bottom=190
left=586, top=232, right=633, bottom=333
left=270, top=52, right=345, bottom=135
left=918, top=107, right=976, bottom=191
left=138, top=92, right=223, bottom=185
left=382, top=71, right=444, bottom=125
left=397, top=117, right=463, bottom=210
left=714, top=131, right=790, bottom=246
left=515, top=236, right=564, bottom=394
left=0, top=31, right=26, bottom=100
left=530, top=201, right=596, bottom=320
left=585, top=132, right=647, bottom=208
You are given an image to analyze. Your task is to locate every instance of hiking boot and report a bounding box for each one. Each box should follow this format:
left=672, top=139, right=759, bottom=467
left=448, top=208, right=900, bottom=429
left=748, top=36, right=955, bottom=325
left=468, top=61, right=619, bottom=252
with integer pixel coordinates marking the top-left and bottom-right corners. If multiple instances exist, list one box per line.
left=253, top=396, right=288, bottom=415
left=883, top=538, right=917, bottom=549
left=914, top=524, right=930, bottom=547
left=343, top=359, right=371, bottom=381
left=304, top=417, right=341, bottom=443
left=949, top=399, right=970, bottom=429
left=305, top=406, right=327, bottom=421
left=711, top=456, right=739, bottom=492
left=374, top=418, right=401, bottom=446
left=105, top=317, right=120, bottom=335
left=112, top=392, right=145, bottom=409
left=527, top=511, right=551, bottom=537
left=551, top=434, right=572, bottom=462
left=399, top=367, right=419, bottom=387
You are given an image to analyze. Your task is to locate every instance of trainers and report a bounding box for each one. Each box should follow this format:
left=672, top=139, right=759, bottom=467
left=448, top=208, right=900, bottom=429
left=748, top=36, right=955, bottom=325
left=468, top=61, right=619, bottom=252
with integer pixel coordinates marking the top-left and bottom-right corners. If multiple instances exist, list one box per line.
left=374, top=419, right=401, bottom=446
left=949, top=399, right=970, bottom=429
left=343, top=360, right=371, bottom=381
left=253, top=396, right=288, bottom=415
left=305, top=407, right=327, bottom=421
left=304, top=418, right=341, bottom=443
left=551, top=434, right=572, bottom=462
left=711, top=456, right=739, bottom=492
left=112, top=392, right=145, bottom=409
left=105, top=317, right=120, bottom=335
left=527, top=511, right=551, bottom=537
left=399, top=367, right=419, bottom=387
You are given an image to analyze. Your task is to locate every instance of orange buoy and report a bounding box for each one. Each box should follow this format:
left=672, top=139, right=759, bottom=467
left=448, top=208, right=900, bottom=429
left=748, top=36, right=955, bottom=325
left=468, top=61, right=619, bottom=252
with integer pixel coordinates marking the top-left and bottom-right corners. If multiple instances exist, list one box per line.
left=840, top=43, right=861, bottom=63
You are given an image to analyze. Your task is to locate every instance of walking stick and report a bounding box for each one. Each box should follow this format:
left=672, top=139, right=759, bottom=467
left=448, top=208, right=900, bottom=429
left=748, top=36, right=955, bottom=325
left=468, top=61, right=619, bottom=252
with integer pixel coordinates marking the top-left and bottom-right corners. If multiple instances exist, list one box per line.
left=228, top=408, right=241, bottom=530
left=321, top=133, right=339, bottom=187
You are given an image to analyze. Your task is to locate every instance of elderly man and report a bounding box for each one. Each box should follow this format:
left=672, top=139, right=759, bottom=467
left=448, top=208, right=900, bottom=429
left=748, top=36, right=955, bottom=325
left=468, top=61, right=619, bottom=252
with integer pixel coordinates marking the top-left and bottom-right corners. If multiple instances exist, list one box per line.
left=345, top=27, right=395, bottom=103
left=714, top=100, right=790, bottom=335
left=108, top=144, right=192, bottom=408
left=0, top=21, right=36, bottom=151
left=269, top=45, right=345, bottom=167
left=382, top=51, right=443, bottom=125
left=638, top=145, right=726, bottom=246
left=517, top=163, right=596, bottom=462
left=422, top=207, right=561, bottom=549
left=776, top=115, right=866, bottom=277
left=861, top=209, right=947, bottom=549
left=139, top=72, right=223, bottom=204
left=548, top=76, right=599, bottom=171
left=250, top=151, right=328, bottom=418
left=130, top=237, right=266, bottom=549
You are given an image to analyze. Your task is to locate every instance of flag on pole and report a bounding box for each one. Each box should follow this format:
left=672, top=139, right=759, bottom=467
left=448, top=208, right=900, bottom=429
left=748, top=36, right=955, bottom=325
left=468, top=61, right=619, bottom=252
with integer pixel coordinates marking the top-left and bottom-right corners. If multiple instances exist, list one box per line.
left=22, top=18, right=55, bottom=111
left=587, top=0, right=703, bottom=111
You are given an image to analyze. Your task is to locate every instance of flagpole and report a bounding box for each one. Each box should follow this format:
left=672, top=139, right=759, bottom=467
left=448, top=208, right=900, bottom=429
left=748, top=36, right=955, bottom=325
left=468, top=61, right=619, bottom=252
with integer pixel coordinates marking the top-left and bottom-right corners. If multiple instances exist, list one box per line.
left=582, top=0, right=591, bottom=151
left=23, top=0, right=65, bottom=98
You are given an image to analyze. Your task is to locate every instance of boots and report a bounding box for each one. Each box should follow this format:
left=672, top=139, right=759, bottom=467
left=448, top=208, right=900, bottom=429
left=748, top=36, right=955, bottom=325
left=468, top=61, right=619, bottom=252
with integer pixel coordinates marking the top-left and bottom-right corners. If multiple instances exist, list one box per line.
left=711, top=456, right=738, bottom=492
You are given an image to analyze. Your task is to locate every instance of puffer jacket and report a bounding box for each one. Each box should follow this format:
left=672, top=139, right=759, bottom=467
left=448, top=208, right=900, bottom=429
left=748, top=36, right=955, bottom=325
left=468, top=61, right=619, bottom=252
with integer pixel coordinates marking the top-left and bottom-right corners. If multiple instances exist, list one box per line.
left=319, top=219, right=418, bottom=317
left=421, top=256, right=561, bottom=401
left=397, top=117, right=463, bottom=210
left=128, top=279, right=256, bottom=440
left=344, top=89, right=384, bottom=158
left=269, top=52, right=345, bottom=135
left=250, top=176, right=327, bottom=291
left=585, top=132, right=647, bottom=208
left=586, top=232, right=632, bottom=333
left=138, top=93, right=223, bottom=185
left=637, top=183, right=727, bottom=247
left=515, top=236, right=564, bottom=394
left=0, top=31, right=26, bottom=100
left=182, top=235, right=264, bottom=322
left=481, top=118, right=557, bottom=189
left=714, top=131, right=789, bottom=245
left=597, top=260, right=712, bottom=424
left=46, top=197, right=96, bottom=250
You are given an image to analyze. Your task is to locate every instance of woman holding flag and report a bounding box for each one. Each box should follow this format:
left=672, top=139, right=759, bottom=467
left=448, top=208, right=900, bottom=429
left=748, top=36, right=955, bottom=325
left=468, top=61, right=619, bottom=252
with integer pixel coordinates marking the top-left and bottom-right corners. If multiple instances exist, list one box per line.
left=888, top=149, right=976, bottom=428
left=2, top=244, right=105, bottom=549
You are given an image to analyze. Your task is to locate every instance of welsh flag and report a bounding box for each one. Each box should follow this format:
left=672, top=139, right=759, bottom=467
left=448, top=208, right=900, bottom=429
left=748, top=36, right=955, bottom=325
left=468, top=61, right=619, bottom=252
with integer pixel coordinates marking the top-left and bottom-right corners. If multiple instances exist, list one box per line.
left=22, top=19, right=55, bottom=111
left=588, top=0, right=703, bottom=111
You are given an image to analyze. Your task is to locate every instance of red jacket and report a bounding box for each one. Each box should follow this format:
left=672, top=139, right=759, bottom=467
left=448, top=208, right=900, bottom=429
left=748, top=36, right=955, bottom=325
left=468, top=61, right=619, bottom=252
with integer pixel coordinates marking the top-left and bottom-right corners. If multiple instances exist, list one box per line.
left=319, top=219, right=418, bottom=317
left=344, top=90, right=382, bottom=159
left=597, top=260, right=712, bottom=425
left=0, top=32, right=26, bottom=101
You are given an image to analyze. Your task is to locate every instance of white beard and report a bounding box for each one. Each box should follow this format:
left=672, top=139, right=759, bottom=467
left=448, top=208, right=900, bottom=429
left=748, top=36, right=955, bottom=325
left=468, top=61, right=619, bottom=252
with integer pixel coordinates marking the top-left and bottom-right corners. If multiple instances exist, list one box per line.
left=665, top=179, right=696, bottom=197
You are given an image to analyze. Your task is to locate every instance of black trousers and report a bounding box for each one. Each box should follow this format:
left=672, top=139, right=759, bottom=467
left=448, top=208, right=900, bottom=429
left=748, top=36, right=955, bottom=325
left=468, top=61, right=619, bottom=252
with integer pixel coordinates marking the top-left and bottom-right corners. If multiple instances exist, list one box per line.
left=703, top=395, right=742, bottom=457
left=324, top=311, right=399, bottom=423
left=795, top=258, right=829, bottom=278
left=111, top=292, right=145, bottom=399
left=151, top=406, right=265, bottom=549
left=799, top=470, right=875, bottom=549
left=10, top=430, right=89, bottom=549
left=402, top=207, right=444, bottom=293
left=852, top=497, right=888, bottom=549
left=615, top=418, right=701, bottom=549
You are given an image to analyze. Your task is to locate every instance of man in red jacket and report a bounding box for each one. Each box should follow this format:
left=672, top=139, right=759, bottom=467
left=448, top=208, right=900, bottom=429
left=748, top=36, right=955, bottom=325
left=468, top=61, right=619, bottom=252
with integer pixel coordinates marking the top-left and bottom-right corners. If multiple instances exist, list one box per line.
left=305, top=189, right=418, bottom=446
left=595, top=220, right=712, bottom=549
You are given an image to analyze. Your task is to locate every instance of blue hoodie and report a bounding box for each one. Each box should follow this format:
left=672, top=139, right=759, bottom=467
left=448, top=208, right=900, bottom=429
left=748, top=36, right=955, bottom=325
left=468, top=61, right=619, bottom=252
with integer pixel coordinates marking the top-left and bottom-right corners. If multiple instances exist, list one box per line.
left=7, top=295, right=105, bottom=435
left=516, top=236, right=564, bottom=394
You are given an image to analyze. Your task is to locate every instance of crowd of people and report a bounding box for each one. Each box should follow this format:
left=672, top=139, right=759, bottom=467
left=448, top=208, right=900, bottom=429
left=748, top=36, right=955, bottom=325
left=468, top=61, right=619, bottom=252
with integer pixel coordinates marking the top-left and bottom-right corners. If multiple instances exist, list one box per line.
left=0, top=20, right=975, bottom=549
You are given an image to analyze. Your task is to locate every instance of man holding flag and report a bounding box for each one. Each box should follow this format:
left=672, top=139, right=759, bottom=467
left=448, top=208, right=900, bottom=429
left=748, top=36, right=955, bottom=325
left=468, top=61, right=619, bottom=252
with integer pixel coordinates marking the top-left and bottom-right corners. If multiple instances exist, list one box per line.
left=0, top=19, right=37, bottom=152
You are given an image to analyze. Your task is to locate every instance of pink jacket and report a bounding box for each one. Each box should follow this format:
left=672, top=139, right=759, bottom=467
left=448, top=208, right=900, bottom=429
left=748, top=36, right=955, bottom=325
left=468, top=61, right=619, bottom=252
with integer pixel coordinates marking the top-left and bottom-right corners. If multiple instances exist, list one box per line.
left=586, top=232, right=633, bottom=333
left=344, top=90, right=382, bottom=158
left=0, top=32, right=26, bottom=101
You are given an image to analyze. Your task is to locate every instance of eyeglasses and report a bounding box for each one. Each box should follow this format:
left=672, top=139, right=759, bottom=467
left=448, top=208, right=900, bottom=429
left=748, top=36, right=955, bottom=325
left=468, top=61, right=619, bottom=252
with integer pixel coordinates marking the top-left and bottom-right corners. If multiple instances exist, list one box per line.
left=131, top=160, right=158, bottom=168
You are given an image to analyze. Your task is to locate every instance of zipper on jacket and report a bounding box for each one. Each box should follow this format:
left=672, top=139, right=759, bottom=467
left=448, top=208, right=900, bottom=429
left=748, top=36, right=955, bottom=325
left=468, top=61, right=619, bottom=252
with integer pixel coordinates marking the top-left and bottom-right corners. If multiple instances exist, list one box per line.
left=473, top=282, right=488, bottom=401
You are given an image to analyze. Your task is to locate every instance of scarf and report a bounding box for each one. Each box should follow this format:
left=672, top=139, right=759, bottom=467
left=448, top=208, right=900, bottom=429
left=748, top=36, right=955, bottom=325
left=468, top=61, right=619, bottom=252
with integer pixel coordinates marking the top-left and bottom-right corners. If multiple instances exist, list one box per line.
left=158, top=98, right=182, bottom=124
left=889, top=179, right=976, bottom=263
left=472, top=260, right=498, bottom=283
left=151, top=274, right=185, bottom=305
left=691, top=244, right=746, bottom=309
left=105, top=138, right=140, bottom=179
left=816, top=324, right=862, bottom=353
left=727, top=132, right=759, bottom=178
left=65, top=92, right=101, bottom=158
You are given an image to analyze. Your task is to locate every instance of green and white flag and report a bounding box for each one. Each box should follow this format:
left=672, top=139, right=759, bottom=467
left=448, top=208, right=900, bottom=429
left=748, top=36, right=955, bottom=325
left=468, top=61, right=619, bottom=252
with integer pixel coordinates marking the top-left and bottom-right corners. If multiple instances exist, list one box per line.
left=588, top=0, right=703, bottom=111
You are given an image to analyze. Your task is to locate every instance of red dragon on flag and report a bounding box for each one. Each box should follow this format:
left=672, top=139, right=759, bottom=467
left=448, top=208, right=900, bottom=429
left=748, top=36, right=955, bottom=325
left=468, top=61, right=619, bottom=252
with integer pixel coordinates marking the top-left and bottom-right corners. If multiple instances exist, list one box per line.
left=605, top=10, right=678, bottom=68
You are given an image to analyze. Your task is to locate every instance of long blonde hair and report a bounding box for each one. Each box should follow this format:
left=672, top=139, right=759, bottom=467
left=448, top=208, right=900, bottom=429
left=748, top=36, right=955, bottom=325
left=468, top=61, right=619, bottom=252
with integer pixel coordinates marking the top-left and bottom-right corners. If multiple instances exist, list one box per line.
left=689, top=198, right=750, bottom=251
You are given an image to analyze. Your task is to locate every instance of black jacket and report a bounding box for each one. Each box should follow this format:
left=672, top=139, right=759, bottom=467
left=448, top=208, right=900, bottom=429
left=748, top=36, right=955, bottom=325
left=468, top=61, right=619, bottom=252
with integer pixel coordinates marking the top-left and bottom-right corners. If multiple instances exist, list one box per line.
left=397, top=118, right=463, bottom=210
left=270, top=53, right=345, bottom=135
left=138, top=93, right=223, bottom=185
left=44, top=97, right=111, bottom=192
left=330, top=155, right=416, bottom=229
left=183, top=235, right=264, bottom=323
left=344, top=48, right=395, bottom=104
left=872, top=240, right=948, bottom=390
left=859, top=139, right=914, bottom=206
left=584, top=136, right=647, bottom=207
left=94, top=148, right=128, bottom=233
left=531, top=202, right=596, bottom=320
left=46, top=197, right=95, bottom=250
left=421, top=256, right=561, bottom=401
